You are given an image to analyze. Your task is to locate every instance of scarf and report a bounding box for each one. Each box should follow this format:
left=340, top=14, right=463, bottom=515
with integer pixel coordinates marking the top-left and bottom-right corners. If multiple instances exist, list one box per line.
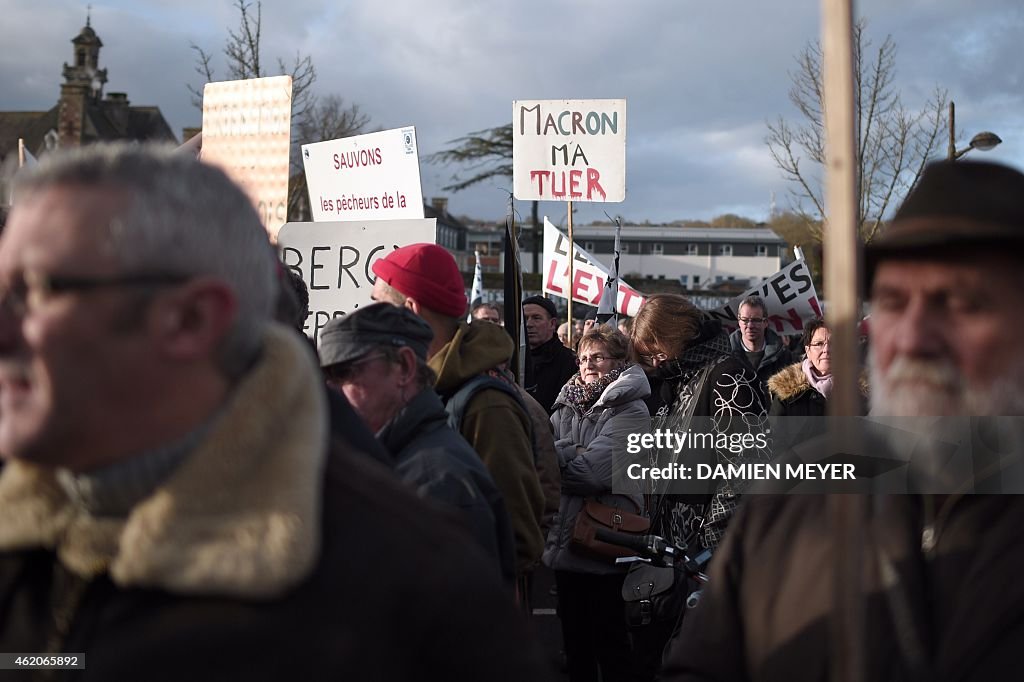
left=563, top=367, right=623, bottom=411
left=802, top=357, right=833, bottom=400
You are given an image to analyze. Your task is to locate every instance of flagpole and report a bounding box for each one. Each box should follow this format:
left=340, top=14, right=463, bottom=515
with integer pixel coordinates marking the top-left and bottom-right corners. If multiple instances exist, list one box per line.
left=18, top=139, right=26, bottom=169
left=567, top=200, right=574, bottom=347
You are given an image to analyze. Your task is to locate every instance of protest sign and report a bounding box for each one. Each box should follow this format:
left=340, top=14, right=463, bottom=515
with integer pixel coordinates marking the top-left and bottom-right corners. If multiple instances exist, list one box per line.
left=543, top=218, right=646, bottom=316
left=542, top=218, right=822, bottom=332
left=705, top=260, right=822, bottom=335
left=278, top=219, right=436, bottom=344
left=201, top=75, right=292, bottom=239
left=301, top=127, right=424, bottom=222
left=513, top=99, right=626, bottom=203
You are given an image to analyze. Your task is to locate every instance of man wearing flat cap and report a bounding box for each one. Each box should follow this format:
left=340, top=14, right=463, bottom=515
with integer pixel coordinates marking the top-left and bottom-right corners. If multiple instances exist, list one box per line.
left=369, top=243, right=546, bottom=591
left=523, top=294, right=578, bottom=415
left=660, top=160, right=1024, bottom=681
left=319, top=303, right=515, bottom=583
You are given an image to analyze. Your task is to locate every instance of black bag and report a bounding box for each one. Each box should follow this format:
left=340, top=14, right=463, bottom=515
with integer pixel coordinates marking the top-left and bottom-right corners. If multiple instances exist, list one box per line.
left=621, top=562, right=689, bottom=629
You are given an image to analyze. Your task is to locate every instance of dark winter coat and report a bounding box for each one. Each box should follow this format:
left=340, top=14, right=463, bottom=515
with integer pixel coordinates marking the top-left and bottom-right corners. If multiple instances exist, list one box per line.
left=526, top=335, right=579, bottom=414
left=767, top=362, right=870, bottom=418
left=0, top=326, right=554, bottom=682
left=377, top=386, right=517, bottom=583
left=543, top=364, right=651, bottom=574
left=661, top=494, right=1024, bottom=681
left=729, top=327, right=794, bottom=403
left=649, top=323, right=769, bottom=551
left=431, top=320, right=546, bottom=573
left=767, top=362, right=827, bottom=417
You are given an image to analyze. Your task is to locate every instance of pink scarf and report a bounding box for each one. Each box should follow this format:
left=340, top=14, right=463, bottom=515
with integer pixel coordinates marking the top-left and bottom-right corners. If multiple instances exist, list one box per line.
left=802, top=357, right=833, bottom=400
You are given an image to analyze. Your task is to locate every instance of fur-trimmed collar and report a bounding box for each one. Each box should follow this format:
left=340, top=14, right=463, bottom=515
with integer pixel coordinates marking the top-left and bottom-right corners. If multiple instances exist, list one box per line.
left=0, top=324, right=328, bottom=599
left=767, top=362, right=811, bottom=402
left=767, top=361, right=869, bottom=402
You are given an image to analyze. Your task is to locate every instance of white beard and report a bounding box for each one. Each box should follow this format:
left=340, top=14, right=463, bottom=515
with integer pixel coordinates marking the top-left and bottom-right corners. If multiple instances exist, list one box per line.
left=869, top=351, right=1024, bottom=417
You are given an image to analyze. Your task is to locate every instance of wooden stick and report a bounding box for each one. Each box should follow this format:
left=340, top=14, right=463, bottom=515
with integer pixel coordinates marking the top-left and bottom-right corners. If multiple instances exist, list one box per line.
left=567, top=200, right=574, bottom=347
left=821, top=0, right=865, bottom=681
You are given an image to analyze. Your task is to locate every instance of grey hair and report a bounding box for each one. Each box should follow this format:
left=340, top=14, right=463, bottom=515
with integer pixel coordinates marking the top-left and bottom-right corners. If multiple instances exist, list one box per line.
left=739, top=295, right=767, bottom=318
left=13, top=143, right=278, bottom=378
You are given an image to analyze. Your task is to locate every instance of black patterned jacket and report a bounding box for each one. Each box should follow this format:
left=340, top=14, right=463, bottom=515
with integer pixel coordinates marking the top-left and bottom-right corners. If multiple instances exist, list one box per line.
left=648, top=324, right=769, bottom=552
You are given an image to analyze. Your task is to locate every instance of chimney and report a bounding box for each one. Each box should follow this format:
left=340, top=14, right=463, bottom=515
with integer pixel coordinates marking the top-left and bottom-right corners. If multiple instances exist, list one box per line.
left=431, top=197, right=448, bottom=214
left=104, top=92, right=130, bottom=135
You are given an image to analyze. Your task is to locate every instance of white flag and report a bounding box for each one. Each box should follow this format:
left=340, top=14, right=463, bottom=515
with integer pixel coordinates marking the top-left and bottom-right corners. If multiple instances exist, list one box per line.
left=467, top=250, right=484, bottom=322
left=594, top=218, right=621, bottom=328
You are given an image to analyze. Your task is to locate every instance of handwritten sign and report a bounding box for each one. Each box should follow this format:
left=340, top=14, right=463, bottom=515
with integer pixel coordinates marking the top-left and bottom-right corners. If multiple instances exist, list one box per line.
left=301, top=127, right=424, bottom=222
left=543, top=218, right=646, bottom=316
left=513, top=99, right=626, bottom=203
left=706, top=260, right=822, bottom=335
left=278, top=219, right=436, bottom=344
left=542, top=218, right=822, bottom=333
left=201, top=76, right=292, bottom=240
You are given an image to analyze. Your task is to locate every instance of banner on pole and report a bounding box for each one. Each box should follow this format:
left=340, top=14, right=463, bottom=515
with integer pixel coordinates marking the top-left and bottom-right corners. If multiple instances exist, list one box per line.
left=542, top=218, right=822, bottom=333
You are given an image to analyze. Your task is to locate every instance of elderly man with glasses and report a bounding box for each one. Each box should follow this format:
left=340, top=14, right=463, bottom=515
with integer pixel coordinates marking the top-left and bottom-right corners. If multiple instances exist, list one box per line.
left=0, top=144, right=553, bottom=681
left=728, top=294, right=793, bottom=403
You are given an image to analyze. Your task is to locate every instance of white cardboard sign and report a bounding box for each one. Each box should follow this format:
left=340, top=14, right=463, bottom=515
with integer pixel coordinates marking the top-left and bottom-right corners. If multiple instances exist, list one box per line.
left=301, top=127, right=424, bottom=222
left=278, top=219, right=436, bottom=343
left=201, top=75, right=293, bottom=240
left=513, top=99, right=626, bottom=203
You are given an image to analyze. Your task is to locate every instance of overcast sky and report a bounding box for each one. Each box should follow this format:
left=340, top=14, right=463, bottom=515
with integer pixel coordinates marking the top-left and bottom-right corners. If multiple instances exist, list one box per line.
left=3, top=0, right=1022, bottom=225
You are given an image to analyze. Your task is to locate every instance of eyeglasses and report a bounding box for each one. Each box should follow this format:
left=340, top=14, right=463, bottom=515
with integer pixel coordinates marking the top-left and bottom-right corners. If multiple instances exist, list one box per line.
left=638, top=351, right=668, bottom=365
left=737, top=317, right=767, bottom=325
left=576, top=353, right=616, bottom=366
left=324, top=353, right=390, bottom=383
left=0, top=270, right=190, bottom=317
left=807, top=340, right=832, bottom=350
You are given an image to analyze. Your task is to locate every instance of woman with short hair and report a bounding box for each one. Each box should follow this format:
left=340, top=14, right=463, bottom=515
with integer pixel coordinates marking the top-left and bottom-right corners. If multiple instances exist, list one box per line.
left=543, top=326, right=650, bottom=682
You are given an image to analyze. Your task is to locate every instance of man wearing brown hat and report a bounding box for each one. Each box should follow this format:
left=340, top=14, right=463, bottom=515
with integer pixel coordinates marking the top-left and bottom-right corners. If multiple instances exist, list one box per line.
left=319, top=303, right=516, bottom=583
left=371, top=244, right=546, bottom=589
left=660, top=160, right=1024, bottom=681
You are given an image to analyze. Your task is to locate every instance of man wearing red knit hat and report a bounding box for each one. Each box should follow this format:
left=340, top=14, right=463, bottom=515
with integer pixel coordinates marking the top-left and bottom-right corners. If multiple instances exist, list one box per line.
left=372, top=244, right=546, bottom=593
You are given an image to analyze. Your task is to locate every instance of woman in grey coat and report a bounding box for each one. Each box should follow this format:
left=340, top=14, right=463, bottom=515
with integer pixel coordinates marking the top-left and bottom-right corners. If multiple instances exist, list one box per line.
left=543, top=326, right=651, bottom=682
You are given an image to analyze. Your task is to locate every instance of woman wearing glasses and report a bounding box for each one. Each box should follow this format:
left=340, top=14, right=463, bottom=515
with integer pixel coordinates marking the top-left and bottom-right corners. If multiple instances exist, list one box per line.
left=767, top=318, right=833, bottom=417
left=766, top=318, right=866, bottom=416
left=543, top=326, right=650, bottom=682
left=628, top=294, right=768, bottom=679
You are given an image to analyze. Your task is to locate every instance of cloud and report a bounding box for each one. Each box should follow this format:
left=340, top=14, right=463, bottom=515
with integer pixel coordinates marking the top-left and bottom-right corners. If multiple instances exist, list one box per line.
left=2, top=0, right=1021, bottom=224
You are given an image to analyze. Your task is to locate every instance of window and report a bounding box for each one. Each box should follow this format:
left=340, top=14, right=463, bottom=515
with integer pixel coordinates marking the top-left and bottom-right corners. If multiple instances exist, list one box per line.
left=686, top=244, right=699, bottom=256
left=652, top=243, right=664, bottom=255
left=719, top=244, right=733, bottom=256
left=756, top=244, right=768, bottom=257
left=658, top=274, right=666, bottom=280
left=585, top=242, right=595, bottom=253
left=716, top=276, right=724, bottom=283
left=678, top=275, right=689, bottom=286
left=693, top=275, right=700, bottom=286
left=621, top=243, right=630, bottom=254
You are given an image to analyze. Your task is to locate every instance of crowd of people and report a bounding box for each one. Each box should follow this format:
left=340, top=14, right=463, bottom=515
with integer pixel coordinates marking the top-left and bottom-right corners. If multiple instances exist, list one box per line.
left=1, top=142, right=1022, bottom=681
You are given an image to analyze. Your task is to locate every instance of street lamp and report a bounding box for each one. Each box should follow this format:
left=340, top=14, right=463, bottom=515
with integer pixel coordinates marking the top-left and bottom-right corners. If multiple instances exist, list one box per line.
left=948, top=101, right=1002, bottom=160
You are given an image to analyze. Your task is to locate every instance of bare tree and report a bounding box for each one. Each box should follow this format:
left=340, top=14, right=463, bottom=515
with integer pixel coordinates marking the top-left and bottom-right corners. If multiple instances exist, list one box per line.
left=188, top=1, right=316, bottom=115
left=766, top=19, right=947, bottom=243
left=289, top=96, right=373, bottom=219
left=427, top=125, right=543, bottom=272
left=187, top=0, right=375, bottom=221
